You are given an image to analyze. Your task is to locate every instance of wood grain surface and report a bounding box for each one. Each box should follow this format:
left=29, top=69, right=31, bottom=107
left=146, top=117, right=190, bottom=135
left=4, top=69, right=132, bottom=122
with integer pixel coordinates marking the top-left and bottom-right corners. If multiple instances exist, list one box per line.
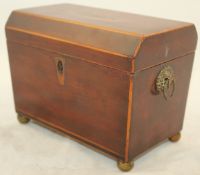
left=7, top=42, right=130, bottom=159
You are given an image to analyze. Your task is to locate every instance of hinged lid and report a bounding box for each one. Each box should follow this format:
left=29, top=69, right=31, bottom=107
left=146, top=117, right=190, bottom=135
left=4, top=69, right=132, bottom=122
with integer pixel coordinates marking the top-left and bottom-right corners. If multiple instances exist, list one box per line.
left=6, top=3, right=198, bottom=73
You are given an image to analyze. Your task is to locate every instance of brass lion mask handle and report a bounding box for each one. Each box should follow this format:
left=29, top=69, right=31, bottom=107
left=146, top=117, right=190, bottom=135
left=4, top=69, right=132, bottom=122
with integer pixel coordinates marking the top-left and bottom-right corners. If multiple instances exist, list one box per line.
left=156, top=65, right=175, bottom=100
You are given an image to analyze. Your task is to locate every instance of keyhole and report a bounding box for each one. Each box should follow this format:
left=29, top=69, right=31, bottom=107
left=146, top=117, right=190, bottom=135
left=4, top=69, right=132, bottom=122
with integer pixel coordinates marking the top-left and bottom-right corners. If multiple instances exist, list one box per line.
left=57, top=60, right=63, bottom=74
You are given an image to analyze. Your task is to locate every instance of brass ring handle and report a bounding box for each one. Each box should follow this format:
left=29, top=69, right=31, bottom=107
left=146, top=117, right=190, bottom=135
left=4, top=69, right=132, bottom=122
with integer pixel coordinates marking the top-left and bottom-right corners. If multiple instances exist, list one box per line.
left=156, top=65, right=175, bottom=100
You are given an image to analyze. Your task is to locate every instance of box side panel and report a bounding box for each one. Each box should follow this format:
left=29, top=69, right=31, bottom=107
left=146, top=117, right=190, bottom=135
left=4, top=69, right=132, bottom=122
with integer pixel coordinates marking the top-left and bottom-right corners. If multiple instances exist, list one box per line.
left=134, top=25, right=197, bottom=72
left=128, top=53, right=194, bottom=160
left=7, top=41, right=130, bottom=159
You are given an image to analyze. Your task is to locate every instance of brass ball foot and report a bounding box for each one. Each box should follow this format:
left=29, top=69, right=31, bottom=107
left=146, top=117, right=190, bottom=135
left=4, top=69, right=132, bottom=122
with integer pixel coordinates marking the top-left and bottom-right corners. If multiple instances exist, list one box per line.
left=17, top=114, right=30, bottom=124
left=169, top=132, right=181, bottom=142
left=117, top=160, right=134, bottom=172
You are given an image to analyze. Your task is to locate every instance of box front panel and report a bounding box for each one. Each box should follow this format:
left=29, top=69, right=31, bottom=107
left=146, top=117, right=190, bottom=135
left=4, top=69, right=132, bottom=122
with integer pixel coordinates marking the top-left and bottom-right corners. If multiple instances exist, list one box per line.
left=129, top=53, right=194, bottom=160
left=8, top=42, right=129, bottom=158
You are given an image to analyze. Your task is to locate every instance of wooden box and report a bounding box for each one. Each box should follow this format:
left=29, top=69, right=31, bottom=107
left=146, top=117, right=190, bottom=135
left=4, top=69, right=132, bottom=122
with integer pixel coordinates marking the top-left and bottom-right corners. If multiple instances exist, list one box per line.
left=6, top=4, right=197, bottom=171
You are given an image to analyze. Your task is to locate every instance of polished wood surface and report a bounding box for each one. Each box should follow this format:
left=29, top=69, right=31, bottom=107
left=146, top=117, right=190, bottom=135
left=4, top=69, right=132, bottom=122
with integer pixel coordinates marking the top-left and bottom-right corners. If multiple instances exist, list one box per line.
left=18, top=3, right=189, bottom=34
left=7, top=41, right=129, bottom=158
left=128, top=53, right=195, bottom=161
left=6, top=3, right=194, bottom=59
left=6, top=29, right=132, bottom=72
left=6, top=4, right=198, bottom=165
left=7, top=11, right=141, bottom=56
left=134, top=25, right=197, bottom=72
left=6, top=24, right=197, bottom=73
